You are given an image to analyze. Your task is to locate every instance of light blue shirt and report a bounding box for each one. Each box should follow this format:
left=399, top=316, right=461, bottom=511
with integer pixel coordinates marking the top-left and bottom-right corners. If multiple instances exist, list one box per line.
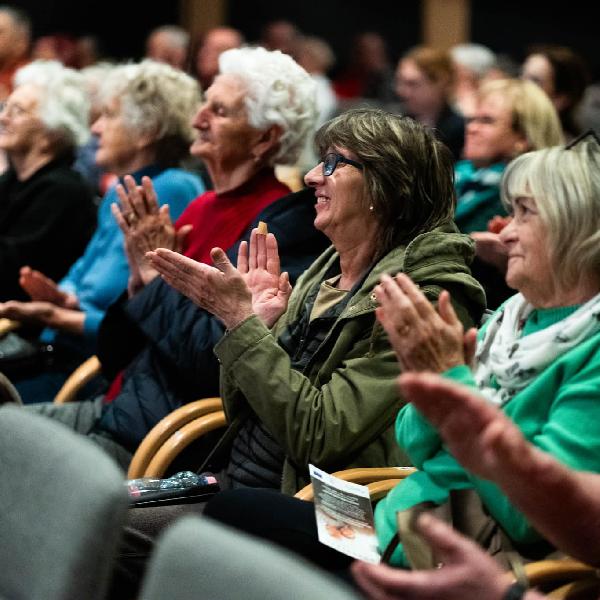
left=42, top=164, right=204, bottom=351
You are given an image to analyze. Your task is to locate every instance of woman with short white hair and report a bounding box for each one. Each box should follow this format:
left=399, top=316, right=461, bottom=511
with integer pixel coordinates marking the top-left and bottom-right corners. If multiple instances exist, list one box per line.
left=0, top=59, right=204, bottom=403
left=0, top=60, right=96, bottom=301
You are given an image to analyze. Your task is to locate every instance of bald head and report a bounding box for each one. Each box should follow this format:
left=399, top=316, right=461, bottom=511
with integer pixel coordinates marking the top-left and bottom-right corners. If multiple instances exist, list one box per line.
left=146, top=25, right=190, bottom=70
left=195, top=27, right=244, bottom=88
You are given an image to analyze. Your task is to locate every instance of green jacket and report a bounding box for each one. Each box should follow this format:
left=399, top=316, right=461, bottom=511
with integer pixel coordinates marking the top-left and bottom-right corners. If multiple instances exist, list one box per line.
left=214, top=221, right=486, bottom=495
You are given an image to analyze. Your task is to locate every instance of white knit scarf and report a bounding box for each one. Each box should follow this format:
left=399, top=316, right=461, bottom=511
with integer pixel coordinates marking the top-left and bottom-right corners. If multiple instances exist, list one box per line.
left=473, top=291, right=600, bottom=406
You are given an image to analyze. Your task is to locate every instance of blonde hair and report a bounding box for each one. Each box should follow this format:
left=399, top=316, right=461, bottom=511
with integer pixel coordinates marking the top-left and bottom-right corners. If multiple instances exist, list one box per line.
left=479, top=79, right=564, bottom=151
left=502, top=135, right=600, bottom=288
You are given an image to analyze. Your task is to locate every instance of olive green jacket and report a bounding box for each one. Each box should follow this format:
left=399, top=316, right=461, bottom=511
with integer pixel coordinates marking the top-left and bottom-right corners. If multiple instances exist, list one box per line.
left=214, top=221, right=486, bottom=495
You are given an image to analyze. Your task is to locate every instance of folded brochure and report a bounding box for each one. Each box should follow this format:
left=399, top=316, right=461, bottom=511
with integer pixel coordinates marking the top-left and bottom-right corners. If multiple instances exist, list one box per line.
left=309, top=464, right=380, bottom=563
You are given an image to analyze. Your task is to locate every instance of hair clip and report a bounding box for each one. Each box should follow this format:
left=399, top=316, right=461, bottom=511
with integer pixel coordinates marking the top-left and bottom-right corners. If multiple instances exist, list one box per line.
left=565, top=129, right=600, bottom=149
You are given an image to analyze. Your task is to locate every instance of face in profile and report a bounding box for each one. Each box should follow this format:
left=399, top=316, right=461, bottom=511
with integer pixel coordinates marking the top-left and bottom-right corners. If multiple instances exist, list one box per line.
left=0, top=84, right=45, bottom=155
left=190, top=74, right=261, bottom=170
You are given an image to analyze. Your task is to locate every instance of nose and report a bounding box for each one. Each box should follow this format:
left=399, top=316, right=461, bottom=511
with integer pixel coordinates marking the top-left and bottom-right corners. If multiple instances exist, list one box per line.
left=90, top=115, right=103, bottom=136
left=498, top=217, right=516, bottom=246
left=193, top=103, right=209, bottom=129
left=304, top=162, right=324, bottom=188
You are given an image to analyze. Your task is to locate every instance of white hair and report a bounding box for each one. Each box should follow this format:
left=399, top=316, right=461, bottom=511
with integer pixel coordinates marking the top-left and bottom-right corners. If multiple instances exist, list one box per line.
left=450, top=43, right=497, bottom=78
left=13, top=59, right=90, bottom=148
left=218, top=46, right=318, bottom=165
left=98, top=59, right=201, bottom=165
left=148, top=25, right=189, bottom=50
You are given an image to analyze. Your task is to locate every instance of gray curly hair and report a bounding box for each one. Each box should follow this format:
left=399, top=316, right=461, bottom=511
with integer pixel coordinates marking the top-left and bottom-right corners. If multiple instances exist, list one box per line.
left=99, top=59, right=201, bottom=166
left=218, top=46, right=318, bottom=165
left=14, top=60, right=90, bottom=150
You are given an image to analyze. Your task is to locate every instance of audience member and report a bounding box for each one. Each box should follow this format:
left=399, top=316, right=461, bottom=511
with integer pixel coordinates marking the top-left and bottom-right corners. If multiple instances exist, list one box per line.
left=353, top=370, right=600, bottom=599
left=522, top=44, right=590, bottom=141
left=296, top=35, right=338, bottom=125
left=31, top=34, right=78, bottom=67
left=145, top=24, right=190, bottom=71
left=259, top=19, right=301, bottom=56
left=73, top=61, right=115, bottom=196
left=25, top=46, right=322, bottom=465
left=455, top=78, right=563, bottom=234
left=333, top=32, right=395, bottom=103
left=455, top=78, right=563, bottom=308
left=193, top=26, right=243, bottom=90
left=0, top=60, right=95, bottom=301
left=0, top=60, right=204, bottom=402
left=0, top=5, right=30, bottom=101
left=396, top=45, right=464, bottom=160
left=450, top=43, right=497, bottom=116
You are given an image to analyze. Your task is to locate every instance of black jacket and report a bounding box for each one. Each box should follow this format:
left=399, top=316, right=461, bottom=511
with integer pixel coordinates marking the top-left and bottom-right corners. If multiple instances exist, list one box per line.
left=0, top=153, right=96, bottom=301
left=95, top=187, right=329, bottom=451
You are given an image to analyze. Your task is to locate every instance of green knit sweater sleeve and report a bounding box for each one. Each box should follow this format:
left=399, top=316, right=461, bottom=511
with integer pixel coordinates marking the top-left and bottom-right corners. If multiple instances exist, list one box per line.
left=468, top=334, right=600, bottom=544
left=395, top=364, right=477, bottom=468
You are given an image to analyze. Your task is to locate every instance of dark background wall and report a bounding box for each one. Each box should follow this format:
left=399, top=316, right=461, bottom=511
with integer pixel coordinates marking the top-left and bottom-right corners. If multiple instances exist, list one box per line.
left=7, top=0, right=600, bottom=80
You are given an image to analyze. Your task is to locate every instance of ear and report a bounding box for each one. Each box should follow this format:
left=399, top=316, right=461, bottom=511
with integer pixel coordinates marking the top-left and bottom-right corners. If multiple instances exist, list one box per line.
left=513, top=133, right=529, bottom=156
left=251, top=125, right=283, bottom=163
left=134, top=130, right=158, bottom=151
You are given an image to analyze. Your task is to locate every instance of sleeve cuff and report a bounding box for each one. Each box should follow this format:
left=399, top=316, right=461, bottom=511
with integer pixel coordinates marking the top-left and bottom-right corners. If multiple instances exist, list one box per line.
left=214, top=314, right=271, bottom=368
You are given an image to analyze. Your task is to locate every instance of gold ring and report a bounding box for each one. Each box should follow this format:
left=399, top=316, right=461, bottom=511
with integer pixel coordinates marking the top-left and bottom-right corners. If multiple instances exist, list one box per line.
left=127, top=214, right=138, bottom=226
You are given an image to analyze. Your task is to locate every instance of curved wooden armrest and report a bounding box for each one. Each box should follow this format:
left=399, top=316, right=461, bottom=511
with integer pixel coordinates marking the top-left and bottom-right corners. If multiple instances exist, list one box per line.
left=295, top=466, right=416, bottom=501
left=523, top=558, right=597, bottom=587
left=548, top=577, right=600, bottom=599
left=366, top=479, right=403, bottom=501
left=140, top=410, right=228, bottom=478
left=53, top=355, right=102, bottom=404
left=127, top=398, right=223, bottom=479
left=0, top=318, right=21, bottom=337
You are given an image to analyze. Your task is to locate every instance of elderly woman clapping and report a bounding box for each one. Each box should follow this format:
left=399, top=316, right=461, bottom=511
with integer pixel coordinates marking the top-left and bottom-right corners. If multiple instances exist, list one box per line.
left=0, top=60, right=204, bottom=402
left=0, top=60, right=95, bottom=301
left=373, top=133, right=600, bottom=568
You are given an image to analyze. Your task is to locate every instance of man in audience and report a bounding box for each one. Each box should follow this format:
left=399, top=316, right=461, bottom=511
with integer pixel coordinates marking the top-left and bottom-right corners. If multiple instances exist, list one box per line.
left=194, top=26, right=243, bottom=89
left=0, top=5, right=30, bottom=101
left=145, top=25, right=189, bottom=71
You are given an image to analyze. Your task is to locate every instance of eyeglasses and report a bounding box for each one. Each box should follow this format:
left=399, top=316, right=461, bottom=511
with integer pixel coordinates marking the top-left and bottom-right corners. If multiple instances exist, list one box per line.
left=0, top=101, right=35, bottom=119
left=565, top=129, right=600, bottom=150
left=321, top=153, right=364, bottom=176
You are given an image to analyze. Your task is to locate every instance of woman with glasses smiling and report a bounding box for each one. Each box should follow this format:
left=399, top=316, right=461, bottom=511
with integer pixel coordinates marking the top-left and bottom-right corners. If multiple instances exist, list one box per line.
left=118, top=108, right=487, bottom=594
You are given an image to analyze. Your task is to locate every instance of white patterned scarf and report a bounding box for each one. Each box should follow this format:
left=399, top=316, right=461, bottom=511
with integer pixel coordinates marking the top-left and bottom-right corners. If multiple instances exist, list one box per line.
left=473, top=291, right=600, bottom=406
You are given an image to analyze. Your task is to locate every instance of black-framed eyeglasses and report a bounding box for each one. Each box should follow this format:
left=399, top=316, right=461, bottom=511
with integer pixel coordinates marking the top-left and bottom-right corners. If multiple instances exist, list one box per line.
left=565, top=129, right=600, bottom=150
left=322, top=153, right=364, bottom=176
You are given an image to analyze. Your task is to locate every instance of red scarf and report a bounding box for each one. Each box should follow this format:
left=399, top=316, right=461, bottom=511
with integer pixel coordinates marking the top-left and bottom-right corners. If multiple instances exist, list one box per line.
left=104, top=169, right=289, bottom=403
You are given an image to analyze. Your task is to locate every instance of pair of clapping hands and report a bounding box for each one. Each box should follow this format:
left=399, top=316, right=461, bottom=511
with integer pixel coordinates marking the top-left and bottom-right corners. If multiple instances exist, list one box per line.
left=113, top=175, right=292, bottom=330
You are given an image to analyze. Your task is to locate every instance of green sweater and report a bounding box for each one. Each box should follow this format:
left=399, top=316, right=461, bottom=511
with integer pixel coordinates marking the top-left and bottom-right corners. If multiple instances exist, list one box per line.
left=215, top=221, right=486, bottom=495
left=375, top=304, right=600, bottom=566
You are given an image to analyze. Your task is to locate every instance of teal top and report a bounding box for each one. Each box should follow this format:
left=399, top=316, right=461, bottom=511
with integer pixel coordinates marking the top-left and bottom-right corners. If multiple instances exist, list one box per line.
left=375, top=302, right=600, bottom=566
left=454, top=160, right=507, bottom=234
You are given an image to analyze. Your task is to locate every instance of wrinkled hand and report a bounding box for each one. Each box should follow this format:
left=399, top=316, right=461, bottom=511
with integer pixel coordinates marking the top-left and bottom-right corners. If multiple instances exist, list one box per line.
left=374, top=273, right=471, bottom=373
left=0, top=300, right=55, bottom=324
left=19, top=267, right=79, bottom=309
left=147, top=247, right=254, bottom=329
left=352, top=513, right=516, bottom=600
left=237, top=228, right=292, bottom=328
left=112, top=175, right=192, bottom=286
left=471, top=231, right=508, bottom=273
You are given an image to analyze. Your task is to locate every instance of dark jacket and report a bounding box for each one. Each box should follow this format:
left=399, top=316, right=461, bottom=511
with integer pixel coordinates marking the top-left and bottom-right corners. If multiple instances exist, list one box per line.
left=95, top=188, right=329, bottom=451
left=0, top=153, right=96, bottom=301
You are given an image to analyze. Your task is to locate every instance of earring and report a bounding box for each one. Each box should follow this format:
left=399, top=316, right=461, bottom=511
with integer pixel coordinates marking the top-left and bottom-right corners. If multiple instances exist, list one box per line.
left=369, top=205, right=374, bottom=211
